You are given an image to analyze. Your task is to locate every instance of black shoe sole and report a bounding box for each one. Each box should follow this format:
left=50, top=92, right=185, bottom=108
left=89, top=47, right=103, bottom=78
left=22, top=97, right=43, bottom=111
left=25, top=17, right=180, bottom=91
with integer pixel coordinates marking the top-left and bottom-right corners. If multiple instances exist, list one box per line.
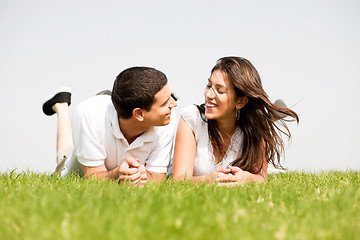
left=42, top=92, right=71, bottom=116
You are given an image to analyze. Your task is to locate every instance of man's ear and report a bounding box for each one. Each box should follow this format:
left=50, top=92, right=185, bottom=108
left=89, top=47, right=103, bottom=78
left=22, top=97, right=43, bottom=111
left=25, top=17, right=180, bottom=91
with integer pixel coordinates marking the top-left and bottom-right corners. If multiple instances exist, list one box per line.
left=236, top=96, right=248, bottom=110
left=133, top=108, right=144, bottom=121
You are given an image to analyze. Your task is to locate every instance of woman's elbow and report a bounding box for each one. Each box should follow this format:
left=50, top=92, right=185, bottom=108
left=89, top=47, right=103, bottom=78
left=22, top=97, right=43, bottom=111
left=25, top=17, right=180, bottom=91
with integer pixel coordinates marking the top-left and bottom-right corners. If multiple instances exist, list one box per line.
left=172, top=174, right=186, bottom=181
left=256, top=174, right=267, bottom=183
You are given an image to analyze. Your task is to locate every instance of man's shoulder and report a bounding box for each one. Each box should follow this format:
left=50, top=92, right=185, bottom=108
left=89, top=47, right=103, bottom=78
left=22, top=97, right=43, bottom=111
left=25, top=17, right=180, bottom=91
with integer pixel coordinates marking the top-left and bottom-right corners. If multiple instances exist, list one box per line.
left=72, top=95, right=115, bottom=127
left=75, top=95, right=112, bottom=115
left=78, top=95, right=111, bottom=108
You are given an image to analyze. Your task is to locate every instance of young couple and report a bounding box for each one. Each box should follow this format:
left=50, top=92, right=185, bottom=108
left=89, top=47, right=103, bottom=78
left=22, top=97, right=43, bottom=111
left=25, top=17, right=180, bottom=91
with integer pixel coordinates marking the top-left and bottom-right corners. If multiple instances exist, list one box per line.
left=43, top=56, right=298, bottom=186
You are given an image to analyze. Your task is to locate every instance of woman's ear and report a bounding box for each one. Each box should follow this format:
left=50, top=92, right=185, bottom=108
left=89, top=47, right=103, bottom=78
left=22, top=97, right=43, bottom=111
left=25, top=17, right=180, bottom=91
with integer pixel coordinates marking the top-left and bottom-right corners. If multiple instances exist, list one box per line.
left=236, top=96, right=248, bottom=110
left=133, top=108, right=144, bottom=121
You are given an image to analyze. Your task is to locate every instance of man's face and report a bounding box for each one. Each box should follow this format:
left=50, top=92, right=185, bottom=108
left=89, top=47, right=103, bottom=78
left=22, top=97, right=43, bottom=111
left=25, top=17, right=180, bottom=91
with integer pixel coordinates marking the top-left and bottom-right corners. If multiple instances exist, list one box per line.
left=142, top=84, right=177, bottom=126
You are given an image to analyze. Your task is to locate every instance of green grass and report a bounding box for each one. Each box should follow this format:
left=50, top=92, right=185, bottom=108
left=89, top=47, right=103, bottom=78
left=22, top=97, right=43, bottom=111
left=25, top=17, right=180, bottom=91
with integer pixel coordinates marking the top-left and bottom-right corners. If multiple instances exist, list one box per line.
left=0, top=171, right=359, bottom=240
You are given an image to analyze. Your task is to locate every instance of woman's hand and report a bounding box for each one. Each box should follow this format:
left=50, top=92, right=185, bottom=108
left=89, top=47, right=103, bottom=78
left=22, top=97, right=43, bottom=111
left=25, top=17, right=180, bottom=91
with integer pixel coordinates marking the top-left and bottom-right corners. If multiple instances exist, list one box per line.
left=203, top=168, right=231, bottom=182
left=215, top=166, right=266, bottom=185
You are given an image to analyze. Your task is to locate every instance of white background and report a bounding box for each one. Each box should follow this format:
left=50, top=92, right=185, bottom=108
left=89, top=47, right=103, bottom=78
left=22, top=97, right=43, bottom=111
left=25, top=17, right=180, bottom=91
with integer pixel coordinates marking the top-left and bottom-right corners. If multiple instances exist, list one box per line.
left=1, top=0, right=359, bottom=173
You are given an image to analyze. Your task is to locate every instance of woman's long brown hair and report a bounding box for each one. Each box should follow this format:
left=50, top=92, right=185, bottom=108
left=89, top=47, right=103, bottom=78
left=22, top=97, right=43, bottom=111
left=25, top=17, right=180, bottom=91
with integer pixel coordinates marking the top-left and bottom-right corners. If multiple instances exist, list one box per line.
left=197, top=57, right=299, bottom=173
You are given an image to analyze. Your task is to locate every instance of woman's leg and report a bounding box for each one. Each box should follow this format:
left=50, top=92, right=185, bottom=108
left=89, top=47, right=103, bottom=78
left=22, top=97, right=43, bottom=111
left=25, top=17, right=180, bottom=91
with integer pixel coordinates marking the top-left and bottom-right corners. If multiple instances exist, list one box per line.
left=274, top=99, right=287, bottom=120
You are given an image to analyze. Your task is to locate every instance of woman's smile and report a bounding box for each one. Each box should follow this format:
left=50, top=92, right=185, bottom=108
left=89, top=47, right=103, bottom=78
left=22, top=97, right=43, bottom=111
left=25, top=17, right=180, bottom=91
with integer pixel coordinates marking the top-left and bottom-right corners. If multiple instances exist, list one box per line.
left=205, top=102, right=218, bottom=109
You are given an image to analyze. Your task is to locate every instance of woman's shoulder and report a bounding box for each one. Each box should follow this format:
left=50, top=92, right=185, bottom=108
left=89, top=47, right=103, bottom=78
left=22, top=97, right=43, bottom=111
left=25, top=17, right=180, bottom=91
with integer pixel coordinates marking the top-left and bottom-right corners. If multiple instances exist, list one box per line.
left=181, top=104, right=202, bottom=120
left=181, top=104, right=206, bottom=132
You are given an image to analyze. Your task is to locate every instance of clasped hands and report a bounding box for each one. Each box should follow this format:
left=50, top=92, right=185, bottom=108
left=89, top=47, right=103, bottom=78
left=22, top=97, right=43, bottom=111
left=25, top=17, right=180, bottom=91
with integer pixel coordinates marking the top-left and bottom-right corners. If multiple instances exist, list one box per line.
left=117, top=158, right=147, bottom=186
left=211, top=166, right=249, bottom=186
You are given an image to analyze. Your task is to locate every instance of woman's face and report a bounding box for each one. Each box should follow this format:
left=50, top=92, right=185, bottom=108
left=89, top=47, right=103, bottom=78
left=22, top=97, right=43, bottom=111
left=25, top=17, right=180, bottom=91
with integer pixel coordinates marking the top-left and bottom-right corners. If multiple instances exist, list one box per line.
left=204, top=70, right=239, bottom=121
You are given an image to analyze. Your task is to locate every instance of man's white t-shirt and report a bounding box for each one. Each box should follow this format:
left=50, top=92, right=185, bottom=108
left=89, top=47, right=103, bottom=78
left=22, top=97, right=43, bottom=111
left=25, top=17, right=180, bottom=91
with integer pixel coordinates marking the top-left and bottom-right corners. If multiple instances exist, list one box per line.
left=61, top=95, right=177, bottom=176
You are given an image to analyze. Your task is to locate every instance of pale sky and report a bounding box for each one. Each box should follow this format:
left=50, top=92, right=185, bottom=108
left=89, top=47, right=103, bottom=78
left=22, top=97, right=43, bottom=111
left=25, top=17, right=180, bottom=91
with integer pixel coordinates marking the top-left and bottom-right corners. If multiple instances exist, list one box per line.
left=1, top=0, right=359, bottom=173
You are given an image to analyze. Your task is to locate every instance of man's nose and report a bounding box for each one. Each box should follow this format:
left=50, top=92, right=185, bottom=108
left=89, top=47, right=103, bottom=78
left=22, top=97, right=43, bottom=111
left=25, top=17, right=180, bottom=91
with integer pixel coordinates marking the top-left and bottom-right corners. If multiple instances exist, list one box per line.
left=169, top=97, right=177, bottom=108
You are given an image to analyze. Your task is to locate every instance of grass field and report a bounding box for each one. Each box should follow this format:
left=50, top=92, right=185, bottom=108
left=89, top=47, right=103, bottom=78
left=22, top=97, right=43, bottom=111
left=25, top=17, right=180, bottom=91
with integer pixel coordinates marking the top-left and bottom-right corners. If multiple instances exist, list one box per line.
left=0, top=171, right=359, bottom=240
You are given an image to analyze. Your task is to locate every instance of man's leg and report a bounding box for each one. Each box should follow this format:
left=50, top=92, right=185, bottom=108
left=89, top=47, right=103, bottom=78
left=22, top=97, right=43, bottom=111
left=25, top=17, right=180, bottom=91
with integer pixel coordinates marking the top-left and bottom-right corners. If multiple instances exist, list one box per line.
left=53, top=102, right=73, bottom=157
left=42, top=88, right=73, bottom=173
left=96, top=89, right=112, bottom=95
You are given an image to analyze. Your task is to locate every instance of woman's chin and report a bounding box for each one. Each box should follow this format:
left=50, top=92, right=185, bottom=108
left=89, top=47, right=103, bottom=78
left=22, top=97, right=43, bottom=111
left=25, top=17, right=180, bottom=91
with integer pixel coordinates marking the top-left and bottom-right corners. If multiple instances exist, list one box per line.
left=204, top=111, right=216, bottom=120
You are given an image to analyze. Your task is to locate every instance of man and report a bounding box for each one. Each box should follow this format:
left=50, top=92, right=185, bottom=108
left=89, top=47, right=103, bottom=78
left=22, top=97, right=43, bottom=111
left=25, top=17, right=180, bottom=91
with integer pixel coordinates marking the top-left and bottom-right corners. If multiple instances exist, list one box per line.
left=42, top=67, right=177, bottom=185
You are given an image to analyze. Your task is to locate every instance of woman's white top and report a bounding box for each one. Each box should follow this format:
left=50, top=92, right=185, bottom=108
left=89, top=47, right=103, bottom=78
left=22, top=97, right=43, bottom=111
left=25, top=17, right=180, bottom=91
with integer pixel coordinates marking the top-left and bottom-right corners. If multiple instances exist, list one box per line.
left=181, top=105, right=243, bottom=176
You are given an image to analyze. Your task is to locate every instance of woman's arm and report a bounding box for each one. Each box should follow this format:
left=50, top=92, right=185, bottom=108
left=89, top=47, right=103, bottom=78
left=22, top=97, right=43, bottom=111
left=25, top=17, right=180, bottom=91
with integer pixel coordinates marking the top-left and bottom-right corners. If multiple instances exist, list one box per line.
left=172, top=117, right=197, bottom=180
left=172, top=117, right=228, bottom=183
left=173, top=117, right=269, bottom=184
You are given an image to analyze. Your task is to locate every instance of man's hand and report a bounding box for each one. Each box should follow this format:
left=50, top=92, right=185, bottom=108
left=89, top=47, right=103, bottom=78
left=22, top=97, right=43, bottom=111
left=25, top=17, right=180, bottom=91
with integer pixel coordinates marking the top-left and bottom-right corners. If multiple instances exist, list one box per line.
left=118, top=158, right=147, bottom=186
left=138, top=164, right=148, bottom=186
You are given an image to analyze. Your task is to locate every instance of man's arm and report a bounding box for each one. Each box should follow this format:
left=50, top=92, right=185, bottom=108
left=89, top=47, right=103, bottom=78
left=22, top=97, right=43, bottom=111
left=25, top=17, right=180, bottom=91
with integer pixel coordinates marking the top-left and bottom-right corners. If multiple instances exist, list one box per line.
left=81, top=158, right=145, bottom=184
left=145, top=114, right=178, bottom=180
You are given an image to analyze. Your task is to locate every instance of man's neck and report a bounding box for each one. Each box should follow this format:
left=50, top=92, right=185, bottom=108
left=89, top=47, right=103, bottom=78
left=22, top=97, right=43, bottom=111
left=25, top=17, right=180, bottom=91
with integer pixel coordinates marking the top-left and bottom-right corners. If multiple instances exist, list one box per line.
left=118, top=118, right=149, bottom=144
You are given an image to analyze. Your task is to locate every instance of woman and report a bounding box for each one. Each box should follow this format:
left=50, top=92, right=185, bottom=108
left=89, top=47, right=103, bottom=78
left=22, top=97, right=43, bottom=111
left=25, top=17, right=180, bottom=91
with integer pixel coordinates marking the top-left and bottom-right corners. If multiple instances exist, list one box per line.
left=172, top=56, right=299, bottom=184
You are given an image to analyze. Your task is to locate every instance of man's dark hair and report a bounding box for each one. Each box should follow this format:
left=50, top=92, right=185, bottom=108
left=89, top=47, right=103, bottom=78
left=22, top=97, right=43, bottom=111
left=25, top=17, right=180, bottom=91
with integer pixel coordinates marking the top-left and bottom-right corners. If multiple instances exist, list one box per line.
left=111, top=67, right=168, bottom=119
